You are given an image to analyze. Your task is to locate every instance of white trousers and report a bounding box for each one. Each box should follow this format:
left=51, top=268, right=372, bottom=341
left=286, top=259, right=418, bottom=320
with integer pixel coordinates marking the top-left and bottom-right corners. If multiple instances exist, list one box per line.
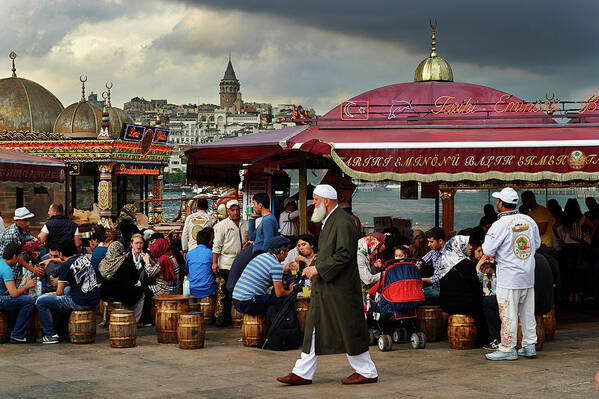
left=496, top=287, right=536, bottom=352
left=292, top=329, right=378, bottom=380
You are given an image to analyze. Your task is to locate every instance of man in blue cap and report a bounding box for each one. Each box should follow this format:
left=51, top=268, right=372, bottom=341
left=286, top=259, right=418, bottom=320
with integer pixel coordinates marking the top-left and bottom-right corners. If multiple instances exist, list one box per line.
left=232, top=235, right=295, bottom=315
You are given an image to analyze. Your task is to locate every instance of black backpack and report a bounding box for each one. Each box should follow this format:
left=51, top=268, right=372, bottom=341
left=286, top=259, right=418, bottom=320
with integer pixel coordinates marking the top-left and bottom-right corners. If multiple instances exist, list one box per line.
left=263, top=303, right=302, bottom=351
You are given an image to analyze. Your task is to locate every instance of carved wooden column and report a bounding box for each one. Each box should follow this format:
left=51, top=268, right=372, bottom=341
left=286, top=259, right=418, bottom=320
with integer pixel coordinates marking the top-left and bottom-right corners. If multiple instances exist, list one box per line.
left=98, top=163, right=115, bottom=229
left=152, top=168, right=164, bottom=224
left=440, top=189, right=455, bottom=236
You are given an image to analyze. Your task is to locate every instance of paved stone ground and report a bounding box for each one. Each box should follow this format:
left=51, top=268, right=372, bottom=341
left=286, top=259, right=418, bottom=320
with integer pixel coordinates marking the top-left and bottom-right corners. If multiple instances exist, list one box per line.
left=1, top=319, right=598, bottom=399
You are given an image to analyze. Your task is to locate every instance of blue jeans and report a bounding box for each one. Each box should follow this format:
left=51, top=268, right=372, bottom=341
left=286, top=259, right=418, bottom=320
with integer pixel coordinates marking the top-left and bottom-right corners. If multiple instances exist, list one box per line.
left=423, top=286, right=440, bottom=305
left=0, top=294, right=35, bottom=339
left=232, top=293, right=286, bottom=315
left=36, top=289, right=94, bottom=336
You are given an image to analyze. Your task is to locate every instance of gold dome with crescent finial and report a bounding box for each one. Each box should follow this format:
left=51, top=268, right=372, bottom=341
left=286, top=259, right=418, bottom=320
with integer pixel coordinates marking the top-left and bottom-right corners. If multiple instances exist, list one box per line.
left=0, top=52, right=64, bottom=132
left=54, top=76, right=104, bottom=138
left=414, top=22, right=454, bottom=82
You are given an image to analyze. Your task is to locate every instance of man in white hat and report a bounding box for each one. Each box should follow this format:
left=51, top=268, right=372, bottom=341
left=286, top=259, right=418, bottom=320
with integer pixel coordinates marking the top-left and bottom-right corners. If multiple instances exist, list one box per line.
left=0, top=207, right=43, bottom=279
left=211, top=200, right=248, bottom=326
left=278, top=184, right=378, bottom=386
left=482, top=187, right=541, bottom=361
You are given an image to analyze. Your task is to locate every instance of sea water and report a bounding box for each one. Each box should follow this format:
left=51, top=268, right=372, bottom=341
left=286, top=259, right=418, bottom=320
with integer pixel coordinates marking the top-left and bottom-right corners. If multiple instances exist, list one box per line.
left=163, top=185, right=597, bottom=233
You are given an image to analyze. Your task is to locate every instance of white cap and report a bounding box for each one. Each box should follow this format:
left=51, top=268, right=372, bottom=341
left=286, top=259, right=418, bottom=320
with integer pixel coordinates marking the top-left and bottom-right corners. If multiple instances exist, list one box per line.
left=143, top=229, right=155, bottom=241
left=14, top=207, right=35, bottom=220
left=492, top=187, right=519, bottom=205
left=313, top=184, right=337, bottom=200
left=226, top=200, right=240, bottom=209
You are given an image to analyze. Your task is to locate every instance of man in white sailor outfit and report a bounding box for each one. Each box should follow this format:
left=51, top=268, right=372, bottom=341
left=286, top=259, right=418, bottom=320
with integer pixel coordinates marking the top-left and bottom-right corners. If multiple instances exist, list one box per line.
left=482, top=187, right=541, bottom=360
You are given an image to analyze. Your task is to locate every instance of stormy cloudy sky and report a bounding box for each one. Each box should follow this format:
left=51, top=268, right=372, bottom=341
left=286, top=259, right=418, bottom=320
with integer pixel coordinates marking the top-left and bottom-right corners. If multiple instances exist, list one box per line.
left=3, top=0, right=598, bottom=113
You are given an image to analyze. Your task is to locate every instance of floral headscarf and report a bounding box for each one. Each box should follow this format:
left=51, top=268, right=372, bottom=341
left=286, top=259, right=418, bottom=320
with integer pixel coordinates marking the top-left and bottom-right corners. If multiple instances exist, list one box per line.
left=98, top=241, right=125, bottom=280
left=439, top=235, right=470, bottom=280
left=358, top=233, right=386, bottom=258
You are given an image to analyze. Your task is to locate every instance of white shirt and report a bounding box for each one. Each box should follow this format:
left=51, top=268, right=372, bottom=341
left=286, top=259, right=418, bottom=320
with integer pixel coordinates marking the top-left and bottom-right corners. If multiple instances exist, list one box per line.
left=212, top=217, right=249, bottom=270
left=182, top=210, right=217, bottom=251
left=0, top=217, right=5, bottom=238
left=279, top=209, right=300, bottom=236
left=482, top=211, right=541, bottom=289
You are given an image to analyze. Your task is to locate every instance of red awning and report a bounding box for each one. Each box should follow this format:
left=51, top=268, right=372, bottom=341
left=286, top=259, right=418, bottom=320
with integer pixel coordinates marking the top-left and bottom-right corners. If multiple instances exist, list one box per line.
left=289, top=124, right=599, bottom=182
left=184, top=126, right=309, bottom=184
left=0, top=148, right=65, bottom=183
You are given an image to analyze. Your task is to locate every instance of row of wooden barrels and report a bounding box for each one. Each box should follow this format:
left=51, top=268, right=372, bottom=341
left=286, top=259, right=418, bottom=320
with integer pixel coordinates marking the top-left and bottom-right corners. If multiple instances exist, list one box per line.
left=415, top=305, right=557, bottom=350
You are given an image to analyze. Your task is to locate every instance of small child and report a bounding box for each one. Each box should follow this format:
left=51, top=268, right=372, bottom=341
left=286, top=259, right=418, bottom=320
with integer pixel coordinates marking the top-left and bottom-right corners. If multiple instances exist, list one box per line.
left=394, top=246, right=409, bottom=260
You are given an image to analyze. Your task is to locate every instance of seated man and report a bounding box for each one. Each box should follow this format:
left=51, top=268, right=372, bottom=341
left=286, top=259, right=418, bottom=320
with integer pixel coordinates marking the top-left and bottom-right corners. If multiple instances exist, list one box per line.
left=0, top=243, right=36, bottom=343
left=37, top=243, right=62, bottom=293
left=232, top=236, right=294, bottom=315
left=421, top=227, right=445, bottom=305
left=36, top=239, right=100, bottom=344
left=186, top=229, right=217, bottom=300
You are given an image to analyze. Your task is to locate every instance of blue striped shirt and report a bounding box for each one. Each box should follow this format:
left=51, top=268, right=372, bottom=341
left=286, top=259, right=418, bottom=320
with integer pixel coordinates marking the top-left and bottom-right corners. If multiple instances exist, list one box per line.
left=232, top=252, right=283, bottom=301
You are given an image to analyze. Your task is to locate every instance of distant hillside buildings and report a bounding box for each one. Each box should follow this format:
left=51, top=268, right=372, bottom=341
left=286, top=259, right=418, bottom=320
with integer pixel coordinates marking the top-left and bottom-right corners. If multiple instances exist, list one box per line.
left=122, top=58, right=316, bottom=173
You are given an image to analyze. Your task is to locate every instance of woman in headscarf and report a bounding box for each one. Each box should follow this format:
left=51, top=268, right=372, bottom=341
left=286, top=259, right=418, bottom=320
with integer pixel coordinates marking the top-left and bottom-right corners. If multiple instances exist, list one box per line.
left=357, top=233, right=387, bottom=295
left=116, top=204, right=140, bottom=249
left=410, top=229, right=429, bottom=259
left=439, top=234, right=488, bottom=344
left=98, top=241, right=144, bottom=323
left=146, top=238, right=181, bottom=297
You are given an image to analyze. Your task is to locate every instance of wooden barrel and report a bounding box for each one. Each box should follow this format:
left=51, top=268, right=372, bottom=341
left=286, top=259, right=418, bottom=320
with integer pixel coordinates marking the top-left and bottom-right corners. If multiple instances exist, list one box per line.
left=294, top=297, right=310, bottom=334
left=516, top=316, right=544, bottom=351
left=105, top=301, right=126, bottom=326
left=188, top=300, right=201, bottom=314
left=155, top=295, right=192, bottom=344
left=241, top=314, right=266, bottom=347
left=231, top=306, right=243, bottom=328
left=448, top=314, right=477, bottom=350
left=199, top=296, right=215, bottom=325
left=0, top=311, right=7, bottom=343
left=177, top=312, right=205, bottom=349
left=415, top=306, right=445, bottom=342
left=109, top=310, right=136, bottom=348
left=27, top=309, right=44, bottom=339
left=543, top=306, right=556, bottom=341
left=151, top=296, right=157, bottom=324
left=69, top=310, right=96, bottom=344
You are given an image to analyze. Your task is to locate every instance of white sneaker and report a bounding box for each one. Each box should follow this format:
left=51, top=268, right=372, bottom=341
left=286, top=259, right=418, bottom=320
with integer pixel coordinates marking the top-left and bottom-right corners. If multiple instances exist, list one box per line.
left=517, top=344, right=536, bottom=358
left=41, top=334, right=59, bottom=344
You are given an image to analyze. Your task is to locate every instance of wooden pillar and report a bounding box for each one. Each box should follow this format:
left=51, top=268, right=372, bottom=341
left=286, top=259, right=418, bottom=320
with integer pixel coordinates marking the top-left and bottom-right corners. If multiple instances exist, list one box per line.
left=152, top=168, right=164, bottom=224
left=440, top=189, right=455, bottom=236
left=98, top=163, right=114, bottom=229
left=139, top=175, right=144, bottom=214
left=298, top=157, right=307, bottom=234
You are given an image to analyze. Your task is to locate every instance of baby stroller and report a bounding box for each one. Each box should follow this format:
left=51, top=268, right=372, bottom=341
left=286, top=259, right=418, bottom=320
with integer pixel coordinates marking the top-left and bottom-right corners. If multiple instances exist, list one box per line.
left=366, top=258, right=426, bottom=351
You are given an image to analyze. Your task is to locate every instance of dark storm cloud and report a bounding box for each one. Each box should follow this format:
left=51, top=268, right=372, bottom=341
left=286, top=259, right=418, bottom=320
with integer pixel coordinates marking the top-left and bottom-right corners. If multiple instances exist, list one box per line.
left=170, top=0, right=599, bottom=72
left=2, top=1, right=148, bottom=56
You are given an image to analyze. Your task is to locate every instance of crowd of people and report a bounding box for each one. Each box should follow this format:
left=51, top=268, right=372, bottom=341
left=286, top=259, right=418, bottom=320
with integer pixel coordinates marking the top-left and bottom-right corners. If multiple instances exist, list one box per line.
left=0, top=185, right=596, bottom=377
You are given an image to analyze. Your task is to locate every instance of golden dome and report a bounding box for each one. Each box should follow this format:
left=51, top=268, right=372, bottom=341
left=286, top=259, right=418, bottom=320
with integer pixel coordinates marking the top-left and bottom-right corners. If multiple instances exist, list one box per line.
left=414, top=22, right=454, bottom=82
left=106, top=107, right=134, bottom=138
left=0, top=54, right=64, bottom=132
left=53, top=100, right=103, bottom=138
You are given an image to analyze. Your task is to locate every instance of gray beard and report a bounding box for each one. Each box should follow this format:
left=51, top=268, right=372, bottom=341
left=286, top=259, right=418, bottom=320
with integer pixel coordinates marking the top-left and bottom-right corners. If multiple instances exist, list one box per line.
left=311, top=204, right=327, bottom=223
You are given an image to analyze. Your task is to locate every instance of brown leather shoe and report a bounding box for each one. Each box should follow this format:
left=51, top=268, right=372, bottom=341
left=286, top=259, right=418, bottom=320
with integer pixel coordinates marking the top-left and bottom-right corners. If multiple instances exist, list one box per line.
left=341, top=372, right=378, bottom=385
left=277, top=373, right=312, bottom=385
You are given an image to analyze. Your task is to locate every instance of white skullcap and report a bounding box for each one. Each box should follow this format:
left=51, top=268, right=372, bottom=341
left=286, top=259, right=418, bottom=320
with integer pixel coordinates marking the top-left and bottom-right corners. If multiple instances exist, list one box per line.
left=313, top=184, right=337, bottom=200
left=226, top=200, right=240, bottom=209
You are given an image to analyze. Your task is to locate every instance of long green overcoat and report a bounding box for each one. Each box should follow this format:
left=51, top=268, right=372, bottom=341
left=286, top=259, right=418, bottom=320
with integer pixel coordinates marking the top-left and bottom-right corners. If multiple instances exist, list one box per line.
left=302, top=207, right=369, bottom=356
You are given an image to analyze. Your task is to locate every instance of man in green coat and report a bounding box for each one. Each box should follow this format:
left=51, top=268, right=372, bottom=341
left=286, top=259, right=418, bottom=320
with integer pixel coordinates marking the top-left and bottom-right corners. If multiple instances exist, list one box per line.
left=277, top=184, right=378, bottom=386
